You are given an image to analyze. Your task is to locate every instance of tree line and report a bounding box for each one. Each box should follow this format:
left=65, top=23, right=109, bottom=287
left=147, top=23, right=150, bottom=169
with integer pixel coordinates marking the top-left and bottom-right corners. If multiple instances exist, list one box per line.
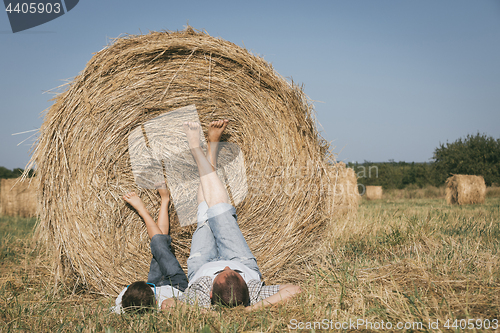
left=0, top=166, right=36, bottom=179
left=347, top=133, right=500, bottom=189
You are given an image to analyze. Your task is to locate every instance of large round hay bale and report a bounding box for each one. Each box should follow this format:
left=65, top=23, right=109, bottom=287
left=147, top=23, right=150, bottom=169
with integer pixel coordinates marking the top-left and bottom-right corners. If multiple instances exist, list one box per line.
left=445, top=174, right=486, bottom=205
left=28, top=28, right=357, bottom=295
left=0, top=178, right=38, bottom=217
left=365, top=185, right=383, bottom=200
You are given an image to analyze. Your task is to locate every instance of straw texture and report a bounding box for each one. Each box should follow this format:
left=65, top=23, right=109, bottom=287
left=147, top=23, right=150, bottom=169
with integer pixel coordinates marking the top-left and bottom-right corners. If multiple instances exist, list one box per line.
left=365, top=186, right=383, bottom=200
left=27, top=28, right=358, bottom=295
left=0, top=178, right=38, bottom=217
left=445, top=174, right=486, bottom=205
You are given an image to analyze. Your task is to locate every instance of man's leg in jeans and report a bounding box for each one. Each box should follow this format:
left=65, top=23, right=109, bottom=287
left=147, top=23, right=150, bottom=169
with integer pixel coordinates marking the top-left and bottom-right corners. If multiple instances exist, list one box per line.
left=187, top=201, right=218, bottom=281
left=184, top=120, right=260, bottom=276
left=186, top=121, right=227, bottom=280
left=207, top=205, right=260, bottom=276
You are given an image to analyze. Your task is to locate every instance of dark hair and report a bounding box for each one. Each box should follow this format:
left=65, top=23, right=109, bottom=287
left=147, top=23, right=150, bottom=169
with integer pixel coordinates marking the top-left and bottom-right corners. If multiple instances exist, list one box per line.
left=122, top=281, right=155, bottom=314
left=211, top=272, right=249, bottom=307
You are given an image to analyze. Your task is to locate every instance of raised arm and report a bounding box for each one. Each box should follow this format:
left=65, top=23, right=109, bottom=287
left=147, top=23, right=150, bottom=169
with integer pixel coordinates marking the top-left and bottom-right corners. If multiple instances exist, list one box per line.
left=123, top=192, right=163, bottom=239
left=245, top=284, right=302, bottom=312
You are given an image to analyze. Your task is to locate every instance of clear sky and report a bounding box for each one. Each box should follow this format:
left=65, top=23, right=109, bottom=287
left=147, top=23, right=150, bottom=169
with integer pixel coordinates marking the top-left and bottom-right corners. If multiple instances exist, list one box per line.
left=1, top=0, right=499, bottom=170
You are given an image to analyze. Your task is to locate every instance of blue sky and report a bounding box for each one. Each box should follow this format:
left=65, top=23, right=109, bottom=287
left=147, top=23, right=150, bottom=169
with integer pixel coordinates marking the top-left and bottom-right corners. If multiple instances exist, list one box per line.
left=1, top=0, right=499, bottom=170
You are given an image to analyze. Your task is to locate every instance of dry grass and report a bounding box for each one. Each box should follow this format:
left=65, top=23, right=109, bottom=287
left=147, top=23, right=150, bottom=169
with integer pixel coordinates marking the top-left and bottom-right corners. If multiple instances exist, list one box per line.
left=2, top=197, right=499, bottom=332
left=384, top=185, right=446, bottom=200
left=326, top=198, right=500, bottom=321
left=487, top=185, right=500, bottom=198
left=446, top=174, right=486, bottom=205
left=25, top=27, right=358, bottom=295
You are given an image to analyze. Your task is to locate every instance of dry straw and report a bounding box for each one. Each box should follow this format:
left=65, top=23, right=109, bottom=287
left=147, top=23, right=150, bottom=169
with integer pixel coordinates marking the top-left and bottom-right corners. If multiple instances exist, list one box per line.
left=445, top=174, right=486, bottom=205
left=26, top=27, right=358, bottom=295
left=365, top=185, right=383, bottom=200
left=0, top=178, right=38, bottom=217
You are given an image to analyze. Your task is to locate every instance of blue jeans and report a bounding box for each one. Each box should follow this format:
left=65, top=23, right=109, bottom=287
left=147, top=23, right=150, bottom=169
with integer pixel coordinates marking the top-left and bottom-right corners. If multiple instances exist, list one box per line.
left=187, top=202, right=261, bottom=281
left=147, top=234, right=188, bottom=292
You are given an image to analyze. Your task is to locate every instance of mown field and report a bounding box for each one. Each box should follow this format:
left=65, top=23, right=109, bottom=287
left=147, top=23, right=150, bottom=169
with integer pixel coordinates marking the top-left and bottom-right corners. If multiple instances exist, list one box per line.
left=1, top=194, right=499, bottom=332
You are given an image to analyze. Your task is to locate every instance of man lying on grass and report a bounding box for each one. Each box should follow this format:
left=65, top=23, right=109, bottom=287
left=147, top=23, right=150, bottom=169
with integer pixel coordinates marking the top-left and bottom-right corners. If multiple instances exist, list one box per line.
left=112, top=183, right=188, bottom=314
left=161, top=119, right=301, bottom=311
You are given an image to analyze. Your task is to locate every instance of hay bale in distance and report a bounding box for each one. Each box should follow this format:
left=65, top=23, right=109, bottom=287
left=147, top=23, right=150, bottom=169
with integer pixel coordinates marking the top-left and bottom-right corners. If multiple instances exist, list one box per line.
left=445, top=174, right=486, bottom=205
left=27, top=28, right=358, bottom=295
left=0, top=178, right=38, bottom=217
left=365, top=185, right=383, bottom=200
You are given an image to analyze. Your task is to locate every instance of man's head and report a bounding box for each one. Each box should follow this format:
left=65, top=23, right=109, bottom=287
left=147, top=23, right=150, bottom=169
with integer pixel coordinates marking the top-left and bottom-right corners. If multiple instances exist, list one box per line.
left=210, top=266, right=249, bottom=307
left=122, top=281, right=155, bottom=313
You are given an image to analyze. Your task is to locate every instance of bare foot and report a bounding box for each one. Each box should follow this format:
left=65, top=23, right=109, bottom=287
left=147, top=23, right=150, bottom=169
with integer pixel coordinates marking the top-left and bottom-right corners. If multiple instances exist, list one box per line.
left=123, top=192, right=147, bottom=213
left=207, top=119, right=228, bottom=168
left=207, top=119, right=229, bottom=143
left=155, top=181, right=170, bottom=200
left=183, top=121, right=201, bottom=149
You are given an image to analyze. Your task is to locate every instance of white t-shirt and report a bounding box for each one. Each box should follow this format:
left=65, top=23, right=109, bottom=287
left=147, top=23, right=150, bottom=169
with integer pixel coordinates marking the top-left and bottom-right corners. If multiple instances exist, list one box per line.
left=111, top=285, right=183, bottom=314
left=188, top=260, right=261, bottom=286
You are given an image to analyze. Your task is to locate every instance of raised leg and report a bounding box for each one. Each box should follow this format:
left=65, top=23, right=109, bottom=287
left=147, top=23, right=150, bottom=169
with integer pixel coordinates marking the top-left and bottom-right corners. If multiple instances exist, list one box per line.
left=188, top=120, right=230, bottom=280
left=196, top=119, right=229, bottom=205
left=155, top=182, right=170, bottom=235
left=184, top=120, right=229, bottom=208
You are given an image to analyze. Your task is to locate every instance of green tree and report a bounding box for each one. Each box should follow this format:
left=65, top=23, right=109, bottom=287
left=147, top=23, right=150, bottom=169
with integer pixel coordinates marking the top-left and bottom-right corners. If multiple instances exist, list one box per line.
left=433, top=133, right=500, bottom=186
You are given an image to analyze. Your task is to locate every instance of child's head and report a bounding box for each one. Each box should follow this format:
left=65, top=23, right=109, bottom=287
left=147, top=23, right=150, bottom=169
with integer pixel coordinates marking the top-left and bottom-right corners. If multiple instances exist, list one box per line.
left=122, top=281, right=155, bottom=313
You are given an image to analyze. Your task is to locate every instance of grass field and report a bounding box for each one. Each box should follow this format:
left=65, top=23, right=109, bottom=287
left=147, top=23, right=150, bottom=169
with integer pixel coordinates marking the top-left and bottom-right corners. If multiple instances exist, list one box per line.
left=1, top=196, right=499, bottom=332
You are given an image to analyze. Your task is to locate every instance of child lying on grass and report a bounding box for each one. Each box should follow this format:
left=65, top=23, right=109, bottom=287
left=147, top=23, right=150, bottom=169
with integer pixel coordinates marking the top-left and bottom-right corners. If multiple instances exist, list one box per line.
left=111, top=183, right=188, bottom=313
